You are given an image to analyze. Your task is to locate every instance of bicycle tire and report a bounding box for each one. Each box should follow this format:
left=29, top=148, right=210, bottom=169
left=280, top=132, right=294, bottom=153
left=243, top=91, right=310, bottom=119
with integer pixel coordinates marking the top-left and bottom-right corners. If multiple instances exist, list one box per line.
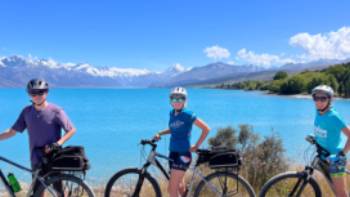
left=259, top=171, right=321, bottom=197
left=104, top=168, right=161, bottom=197
left=34, top=173, right=95, bottom=197
left=194, top=170, right=256, bottom=197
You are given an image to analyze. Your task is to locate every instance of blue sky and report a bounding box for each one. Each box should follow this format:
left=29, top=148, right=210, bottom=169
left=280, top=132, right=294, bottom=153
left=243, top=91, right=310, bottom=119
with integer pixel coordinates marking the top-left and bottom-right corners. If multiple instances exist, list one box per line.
left=0, top=0, right=350, bottom=70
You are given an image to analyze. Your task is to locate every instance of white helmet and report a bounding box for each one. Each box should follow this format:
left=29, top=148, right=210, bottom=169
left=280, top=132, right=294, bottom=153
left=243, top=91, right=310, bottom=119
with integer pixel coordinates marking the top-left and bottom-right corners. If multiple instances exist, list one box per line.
left=311, top=85, right=334, bottom=98
left=170, top=87, right=187, bottom=99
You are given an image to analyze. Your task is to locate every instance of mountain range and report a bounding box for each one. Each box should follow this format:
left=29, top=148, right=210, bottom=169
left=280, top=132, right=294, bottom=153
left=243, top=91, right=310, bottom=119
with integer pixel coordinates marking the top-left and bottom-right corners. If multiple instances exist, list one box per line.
left=0, top=55, right=348, bottom=88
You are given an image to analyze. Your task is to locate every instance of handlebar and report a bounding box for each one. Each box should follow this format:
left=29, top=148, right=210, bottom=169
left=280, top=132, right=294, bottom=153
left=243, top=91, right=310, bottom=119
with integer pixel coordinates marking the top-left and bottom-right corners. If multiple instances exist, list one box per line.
left=305, top=135, right=330, bottom=157
left=140, top=139, right=158, bottom=149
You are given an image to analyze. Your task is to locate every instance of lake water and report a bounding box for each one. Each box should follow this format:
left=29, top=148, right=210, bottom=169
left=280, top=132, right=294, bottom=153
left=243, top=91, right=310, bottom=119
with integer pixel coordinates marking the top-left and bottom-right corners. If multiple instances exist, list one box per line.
left=0, top=88, right=349, bottom=184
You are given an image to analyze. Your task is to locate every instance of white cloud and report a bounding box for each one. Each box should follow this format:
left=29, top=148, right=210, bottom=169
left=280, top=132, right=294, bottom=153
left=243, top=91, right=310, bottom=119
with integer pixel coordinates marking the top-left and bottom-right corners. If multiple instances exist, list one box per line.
left=234, top=26, right=350, bottom=66
left=236, top=48, right=295, bottom=67
left=204, top=45, right=231, bottom=60
left=289, top=26, right=350, bottom=61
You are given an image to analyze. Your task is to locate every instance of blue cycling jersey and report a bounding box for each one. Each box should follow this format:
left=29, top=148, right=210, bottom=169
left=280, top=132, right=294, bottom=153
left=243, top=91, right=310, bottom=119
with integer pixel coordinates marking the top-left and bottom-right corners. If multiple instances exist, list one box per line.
left=314, top=108, right=347, bottom=155
left=169, top=109, right=197, bottom=152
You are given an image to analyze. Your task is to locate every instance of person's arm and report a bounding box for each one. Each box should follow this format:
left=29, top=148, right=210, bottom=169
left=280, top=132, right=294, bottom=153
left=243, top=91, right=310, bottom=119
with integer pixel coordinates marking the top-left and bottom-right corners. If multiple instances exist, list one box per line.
left=46, top=109, right=76, bottom=153
left=0, top=128, right=17, bottom=140
left=154, top=128, right=171, bottom=140
left=45, top=127, right=76, bottom=153
left=190, top=118, right=210, bottom=152
left=341, top=126, right=350, bottom=154
left=57, top=127, right=76, bottom=145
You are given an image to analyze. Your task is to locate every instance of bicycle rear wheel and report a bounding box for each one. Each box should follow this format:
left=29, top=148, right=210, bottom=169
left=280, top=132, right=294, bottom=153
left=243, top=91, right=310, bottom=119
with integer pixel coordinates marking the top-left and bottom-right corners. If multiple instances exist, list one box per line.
left=194, top=170, right=256, bottom=197
left=35, top=173, right=95, bottom=197
left=104, top=168, right=161, bottom=197
left=259, top=171, right=321, bottom=197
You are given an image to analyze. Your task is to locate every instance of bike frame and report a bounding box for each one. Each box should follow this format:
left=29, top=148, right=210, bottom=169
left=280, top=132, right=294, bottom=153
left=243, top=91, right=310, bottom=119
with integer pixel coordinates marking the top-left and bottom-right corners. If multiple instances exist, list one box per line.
left=289, top=139, right=350, bottom=196
left=0, top=156, right=55, bottom=197
left=140, top=145, right=230, bottom=196
left=309, top=156, right=350, bottom=195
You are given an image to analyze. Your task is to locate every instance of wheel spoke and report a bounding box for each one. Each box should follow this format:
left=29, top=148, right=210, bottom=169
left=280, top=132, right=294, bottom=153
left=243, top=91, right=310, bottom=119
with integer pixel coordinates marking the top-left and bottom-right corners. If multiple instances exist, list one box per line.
left=194, top=172, right=255, bottom=197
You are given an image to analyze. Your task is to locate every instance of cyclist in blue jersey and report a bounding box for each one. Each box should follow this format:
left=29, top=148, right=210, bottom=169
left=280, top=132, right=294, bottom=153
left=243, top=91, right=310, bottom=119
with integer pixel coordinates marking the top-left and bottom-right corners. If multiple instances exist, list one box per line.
left=312, top=85, right=350, bottom=197
left=153, top=87, right=210, bottom=197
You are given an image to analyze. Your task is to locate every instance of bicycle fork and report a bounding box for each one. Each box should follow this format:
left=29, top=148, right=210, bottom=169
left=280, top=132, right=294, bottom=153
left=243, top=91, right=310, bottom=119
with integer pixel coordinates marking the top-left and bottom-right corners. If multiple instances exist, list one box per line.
left=290, top=166, right=314, bottom=196
left=132, top=163, right=151, bottom=197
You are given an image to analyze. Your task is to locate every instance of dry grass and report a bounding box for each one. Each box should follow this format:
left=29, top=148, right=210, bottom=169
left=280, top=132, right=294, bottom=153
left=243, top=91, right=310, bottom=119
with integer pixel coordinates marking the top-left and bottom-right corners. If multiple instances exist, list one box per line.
left=4, top=165, right=350, bottom=196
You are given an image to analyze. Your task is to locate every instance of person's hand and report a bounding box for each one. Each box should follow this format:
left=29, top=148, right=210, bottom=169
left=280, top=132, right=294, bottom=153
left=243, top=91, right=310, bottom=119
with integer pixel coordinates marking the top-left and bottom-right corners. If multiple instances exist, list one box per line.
left=153, top=133, right=161, bottom=141
left=327, top=151, right=346, bottom=165
left=45, top=142, right=61, bottom=154
left=189, top=145, right=199, bottom=152
left=336, top=151, right=347, bottom=162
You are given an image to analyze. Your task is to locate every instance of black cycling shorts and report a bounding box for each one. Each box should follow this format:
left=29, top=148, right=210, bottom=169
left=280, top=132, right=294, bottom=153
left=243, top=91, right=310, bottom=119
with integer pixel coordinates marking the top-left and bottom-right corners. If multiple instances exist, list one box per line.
left=169, top=152, right=192, bottom=171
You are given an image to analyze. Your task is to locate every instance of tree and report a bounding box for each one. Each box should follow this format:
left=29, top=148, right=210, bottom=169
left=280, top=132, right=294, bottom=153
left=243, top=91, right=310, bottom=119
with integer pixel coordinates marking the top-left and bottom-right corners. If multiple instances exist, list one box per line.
left=306, top=73, right=339, bottom=94
left=280, top=75, right=306, bottom=94
left=208, top=126, right=237, bottom=149
left=266, top=79, right=285, bottom=93
left=273, top=71, right=288, bottom=80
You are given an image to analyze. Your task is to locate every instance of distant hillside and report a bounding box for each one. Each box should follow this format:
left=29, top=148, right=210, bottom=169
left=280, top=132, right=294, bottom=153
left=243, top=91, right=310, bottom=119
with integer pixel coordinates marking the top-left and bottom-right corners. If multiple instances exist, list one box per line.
left=215, top=62, right=350, bottom=98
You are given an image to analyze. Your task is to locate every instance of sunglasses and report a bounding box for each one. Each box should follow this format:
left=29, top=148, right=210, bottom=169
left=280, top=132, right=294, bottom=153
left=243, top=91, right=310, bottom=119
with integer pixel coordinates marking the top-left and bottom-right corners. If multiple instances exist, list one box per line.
left=170, top=97, right=186, bottom=103
left=313, top=95, right=329, bottom=102
left=29, top=91, right=46, bottom=97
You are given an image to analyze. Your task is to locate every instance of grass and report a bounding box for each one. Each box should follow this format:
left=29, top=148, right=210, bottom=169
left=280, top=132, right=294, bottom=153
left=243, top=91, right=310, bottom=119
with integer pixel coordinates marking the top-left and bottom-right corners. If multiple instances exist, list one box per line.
left=3, top=165, right=350, bottom=196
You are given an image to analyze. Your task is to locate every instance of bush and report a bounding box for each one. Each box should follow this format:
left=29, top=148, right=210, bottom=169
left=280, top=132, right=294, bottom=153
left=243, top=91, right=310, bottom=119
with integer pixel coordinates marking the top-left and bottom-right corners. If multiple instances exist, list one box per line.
left=273, top=71, right=288, bottom=80
left=208, top=125, right=288, bottom=191
left=280, top=75, right=306, bottom=94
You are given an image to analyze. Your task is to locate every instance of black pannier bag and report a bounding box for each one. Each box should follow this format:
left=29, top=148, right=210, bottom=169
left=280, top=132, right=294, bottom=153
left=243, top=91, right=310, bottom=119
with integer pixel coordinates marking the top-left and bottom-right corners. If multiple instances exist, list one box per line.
left=196, top=148, right=241, bottom=169
left=208, top=150, right=241, bottom=169
left=49, top=146, right=89, bottom=171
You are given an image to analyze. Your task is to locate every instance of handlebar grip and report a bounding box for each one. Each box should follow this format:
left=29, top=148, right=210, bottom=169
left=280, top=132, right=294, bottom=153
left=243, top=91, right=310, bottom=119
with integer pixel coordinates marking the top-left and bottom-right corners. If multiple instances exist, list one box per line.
left=305, top=135, right=315, bottom=144
left=140, top=139, right=157, bottom=145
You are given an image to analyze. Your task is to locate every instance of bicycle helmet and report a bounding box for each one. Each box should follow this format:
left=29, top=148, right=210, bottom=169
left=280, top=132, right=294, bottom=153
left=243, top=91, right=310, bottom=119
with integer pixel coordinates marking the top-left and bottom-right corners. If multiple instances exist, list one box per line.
left=170, top=87, right=187, bottom=99
left=27, top=78, right=49, bottom=94
left=311, top=85, right=334, bottom=98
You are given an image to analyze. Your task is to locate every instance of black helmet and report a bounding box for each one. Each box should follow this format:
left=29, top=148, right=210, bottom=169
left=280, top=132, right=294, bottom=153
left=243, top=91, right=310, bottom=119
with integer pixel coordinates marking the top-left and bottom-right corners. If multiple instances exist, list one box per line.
left=27, top=78, right=49, bottom=94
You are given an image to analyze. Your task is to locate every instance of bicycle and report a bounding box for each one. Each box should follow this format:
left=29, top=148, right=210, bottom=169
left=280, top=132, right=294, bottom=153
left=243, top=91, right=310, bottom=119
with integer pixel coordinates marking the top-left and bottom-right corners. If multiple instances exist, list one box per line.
left=104, top=139, right=256, bottom=197
left=0, top=146, right=95, bottom=197
left=259, top=135, right=350, bottom=197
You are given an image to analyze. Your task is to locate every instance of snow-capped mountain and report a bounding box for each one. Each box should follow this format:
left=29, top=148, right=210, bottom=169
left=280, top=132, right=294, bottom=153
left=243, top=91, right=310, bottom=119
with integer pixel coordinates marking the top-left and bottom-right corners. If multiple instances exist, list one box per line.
left=0, top=56, right=186, bottom=87
left=151, top=62, right=267, bottom=87
left=0, top=55, right=346, bottom=87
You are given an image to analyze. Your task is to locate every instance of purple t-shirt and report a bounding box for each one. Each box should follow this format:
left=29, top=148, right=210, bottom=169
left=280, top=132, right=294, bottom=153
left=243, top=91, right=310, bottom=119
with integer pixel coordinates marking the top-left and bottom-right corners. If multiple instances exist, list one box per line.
left=11, top=103, right=74, bottom=167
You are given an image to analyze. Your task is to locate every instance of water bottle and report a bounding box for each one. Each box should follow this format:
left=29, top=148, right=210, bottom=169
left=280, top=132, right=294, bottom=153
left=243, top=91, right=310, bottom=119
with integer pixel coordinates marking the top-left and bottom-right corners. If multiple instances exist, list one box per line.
left=7, top=173, right=21, bottom=193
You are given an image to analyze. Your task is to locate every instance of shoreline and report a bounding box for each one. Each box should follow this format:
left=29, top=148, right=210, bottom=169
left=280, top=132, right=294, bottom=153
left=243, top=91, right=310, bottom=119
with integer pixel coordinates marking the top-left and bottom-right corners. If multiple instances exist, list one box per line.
left=213, top=87, right=350, bottom=100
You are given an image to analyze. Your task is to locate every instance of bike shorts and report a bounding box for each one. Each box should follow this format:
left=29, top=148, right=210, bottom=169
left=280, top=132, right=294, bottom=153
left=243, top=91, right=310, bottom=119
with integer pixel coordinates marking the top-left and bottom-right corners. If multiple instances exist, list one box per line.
left=169, top=152, right=192, bottom=171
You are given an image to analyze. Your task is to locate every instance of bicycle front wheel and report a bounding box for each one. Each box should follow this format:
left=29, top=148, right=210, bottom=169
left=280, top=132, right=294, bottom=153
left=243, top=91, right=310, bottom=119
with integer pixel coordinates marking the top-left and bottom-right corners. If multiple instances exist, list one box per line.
left=35, top=173, right=95, bottom=197
left=104, top=168, right=161, bottom=197
left=259, top=171, right=321, bottom=197
left=194, top=170, right=256, bottom=197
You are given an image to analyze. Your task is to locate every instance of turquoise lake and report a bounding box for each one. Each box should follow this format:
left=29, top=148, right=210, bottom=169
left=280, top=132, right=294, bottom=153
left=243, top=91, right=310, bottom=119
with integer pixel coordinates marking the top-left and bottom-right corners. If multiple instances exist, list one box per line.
left=0, top=88, right=349, bottom=184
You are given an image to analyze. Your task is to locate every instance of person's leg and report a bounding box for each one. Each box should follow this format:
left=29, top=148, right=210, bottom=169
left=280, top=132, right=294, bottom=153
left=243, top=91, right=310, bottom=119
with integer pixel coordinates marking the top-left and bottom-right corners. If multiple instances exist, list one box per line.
left=31, top=168, right=46, bottom=197
left=168, top=152, right=192, bottom=197
left=169, top=169, right=186, bottom=197
left=33, top=166, right=63, bottom=197
left=329, top=156, right=348, bottom=197
left=178, top=176, right=187, bottom=196
left=332, top=176, right=347, bottom=197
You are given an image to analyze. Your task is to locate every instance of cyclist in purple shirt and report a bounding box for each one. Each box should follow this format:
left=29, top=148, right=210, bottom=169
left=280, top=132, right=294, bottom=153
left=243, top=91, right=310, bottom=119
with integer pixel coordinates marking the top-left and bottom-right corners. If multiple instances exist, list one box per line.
left=0, top=78, right=76, bottom=193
